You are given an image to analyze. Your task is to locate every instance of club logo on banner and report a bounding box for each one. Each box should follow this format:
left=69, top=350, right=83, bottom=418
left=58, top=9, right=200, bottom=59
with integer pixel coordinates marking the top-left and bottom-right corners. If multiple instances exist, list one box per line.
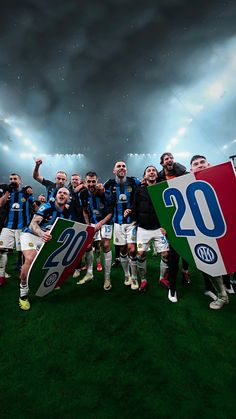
left=27, top=218, right=95, bottom=297
left=148, top=161, right=236, bottom=276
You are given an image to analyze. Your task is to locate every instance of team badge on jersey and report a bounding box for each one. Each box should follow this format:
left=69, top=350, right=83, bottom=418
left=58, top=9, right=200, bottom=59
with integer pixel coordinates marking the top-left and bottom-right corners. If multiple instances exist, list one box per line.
left=21, top=198, right=26, bottom=203
left=148, top=161, right=236, bottom=276
left=127, top=186, right=132, bottom=192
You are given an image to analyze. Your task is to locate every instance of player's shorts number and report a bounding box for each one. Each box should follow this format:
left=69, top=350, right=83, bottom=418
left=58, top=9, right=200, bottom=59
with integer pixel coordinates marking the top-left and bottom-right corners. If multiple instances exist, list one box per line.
left=163, top=181, right=226, bottom=238
left=44, top=228, right=87, bottom=268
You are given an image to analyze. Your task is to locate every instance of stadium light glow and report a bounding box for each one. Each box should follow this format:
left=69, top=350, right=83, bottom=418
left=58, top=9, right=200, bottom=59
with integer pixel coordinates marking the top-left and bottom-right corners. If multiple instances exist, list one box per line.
left=23, top=138, right=32, bottom=145
left=177, top=127, right=186, bottom=137
left=2, top=144, right=9, bottom=151
left=14, top=128, right=23, bottom=137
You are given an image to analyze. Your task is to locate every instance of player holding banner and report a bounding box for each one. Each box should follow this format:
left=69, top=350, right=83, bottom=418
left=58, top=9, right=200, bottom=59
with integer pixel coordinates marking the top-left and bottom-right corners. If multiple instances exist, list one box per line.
left=19, top=187, right=70, bottom=310
left=190, top=155, right=229, bottom=310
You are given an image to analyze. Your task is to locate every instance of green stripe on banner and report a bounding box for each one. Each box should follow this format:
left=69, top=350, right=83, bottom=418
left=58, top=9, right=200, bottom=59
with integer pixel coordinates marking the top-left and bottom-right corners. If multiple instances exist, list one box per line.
left=29, top=218, right=75, bottom=280
left=148, top=182, right=195, bottom=265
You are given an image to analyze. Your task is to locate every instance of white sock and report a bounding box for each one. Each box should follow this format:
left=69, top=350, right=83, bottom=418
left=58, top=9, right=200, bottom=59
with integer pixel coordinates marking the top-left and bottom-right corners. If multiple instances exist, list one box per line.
left=137, top=255, right=146, bottom=281
left=0, top=252, right=8, bottom=277
left=104, top=250, right=112, bottom=279
left=20, top=284, right=29, bottom=298
left=120, top=253, right=129, bottom=277
left=86, top=250, right=93, bottom=275
left=129, top=255, right=137, bottom=280
left=160, top=258, right=168, bottom=279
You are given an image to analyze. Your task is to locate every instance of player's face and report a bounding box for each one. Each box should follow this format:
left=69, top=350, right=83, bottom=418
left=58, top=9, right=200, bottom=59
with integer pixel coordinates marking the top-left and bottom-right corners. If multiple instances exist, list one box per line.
left=71, top=175, right=81, bottom=188
left=113, top=161, right=127, bottom=178
left=56, top=188, right=70, bottom=205
left=191, top=158, right=209, bottom=173
left=9, top=174, right=21, bottom=188
left=38, top=195, right=46, bottom=203
left=55, top=172, right=67, bottom=187
left=162, top=154, right=174, bottom=170
left=86, top=176, right=97, bottom=192
left=144, top=166, right=158, bottom=183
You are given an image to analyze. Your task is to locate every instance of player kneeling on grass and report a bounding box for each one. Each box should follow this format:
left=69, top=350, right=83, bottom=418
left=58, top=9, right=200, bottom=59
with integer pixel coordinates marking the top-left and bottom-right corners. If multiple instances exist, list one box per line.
left=19, top=187, right=70, bottom=311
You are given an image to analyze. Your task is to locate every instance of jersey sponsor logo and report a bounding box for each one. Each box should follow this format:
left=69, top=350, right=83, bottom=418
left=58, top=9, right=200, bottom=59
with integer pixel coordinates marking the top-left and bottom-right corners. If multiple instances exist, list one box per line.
left=12, top=203, right=20, bottom=210
left=118, top=193, right=127, bottom=202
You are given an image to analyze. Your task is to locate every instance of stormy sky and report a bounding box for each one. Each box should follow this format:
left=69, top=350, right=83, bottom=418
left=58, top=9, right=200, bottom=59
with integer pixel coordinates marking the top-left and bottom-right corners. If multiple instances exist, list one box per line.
left=0, top=0, right=236, bottom=189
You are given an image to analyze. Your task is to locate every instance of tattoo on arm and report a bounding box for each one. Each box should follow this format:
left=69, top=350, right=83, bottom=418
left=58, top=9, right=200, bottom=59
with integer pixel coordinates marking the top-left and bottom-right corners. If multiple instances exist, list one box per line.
left=30, top=215, right=44, bottom=238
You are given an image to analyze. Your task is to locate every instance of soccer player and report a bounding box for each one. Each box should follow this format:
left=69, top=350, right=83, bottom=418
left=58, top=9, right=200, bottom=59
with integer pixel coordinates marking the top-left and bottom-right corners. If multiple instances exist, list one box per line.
left=190, top=154, right=229, bottom=310
left=159, top=152, right=190, bottom=303
left=132, top=165, right=169, bottom=292
left=77, top=171, right=113, bottom=290
left=0, top=174, right=37, bottom=286
left=104, top=160, right=141, bottom=290
left=37, top=194, right=46, bottom=205
left=33, top=158, right=67, bottom=201
left=68, top=173, right=87, bottom=279
left=19, top=187, right=70, bottom=310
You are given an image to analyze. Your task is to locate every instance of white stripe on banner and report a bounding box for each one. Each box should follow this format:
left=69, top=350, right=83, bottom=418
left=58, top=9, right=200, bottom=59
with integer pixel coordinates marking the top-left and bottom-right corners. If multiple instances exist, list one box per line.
left=167, top=174, right=227, bottom=276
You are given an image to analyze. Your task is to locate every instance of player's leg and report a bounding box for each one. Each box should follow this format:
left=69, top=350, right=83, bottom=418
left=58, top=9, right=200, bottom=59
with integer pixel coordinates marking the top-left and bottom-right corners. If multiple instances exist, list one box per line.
left=113, top=223, right=130, bottom=285
left=0, top=228, right=15, bottom=286
left=127, top=223, right=138, bottom=290
left=101, top=225, right=113, bottom=291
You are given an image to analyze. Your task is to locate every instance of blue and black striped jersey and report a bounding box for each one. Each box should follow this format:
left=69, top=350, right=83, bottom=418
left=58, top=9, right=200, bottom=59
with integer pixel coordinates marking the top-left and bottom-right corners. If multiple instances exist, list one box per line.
left=104, top=177, right=140, bottom=225
left=80, top=189, right=113, bottom=224
left=42, top=179, right=60, bottom=202
left=24, top=201, right=69, bottom=233
left=4, top=189, right=35, bottom=229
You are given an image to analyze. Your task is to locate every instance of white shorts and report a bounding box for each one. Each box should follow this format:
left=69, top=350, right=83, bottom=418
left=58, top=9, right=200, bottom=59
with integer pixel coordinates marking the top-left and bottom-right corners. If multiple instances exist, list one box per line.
left=113, top=223, right=137, bottom=245
left=137, top=227, right=169, bottom=253
left=92, top=224, right=113, bottom=241
left=0, top=228, right=22, bottom=251
left=20, top=232, right=43, bottom=252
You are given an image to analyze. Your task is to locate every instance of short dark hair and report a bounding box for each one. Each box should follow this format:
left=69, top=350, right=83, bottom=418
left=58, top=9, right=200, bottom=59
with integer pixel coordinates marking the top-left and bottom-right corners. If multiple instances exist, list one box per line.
left=114, top=160, right=126, bottom=165
left=86, top=171, right=97, bottom=178
left=71, top=173, right=81, bottom=177
left=56, top=171, right=67, bottom=177
left=10, top=173, right=21, bottom=181
left=143, top=165, right=158, bottom=177
left=160, top=152, right=173, bottom=164
left=190, top=155, right=206, bottom=165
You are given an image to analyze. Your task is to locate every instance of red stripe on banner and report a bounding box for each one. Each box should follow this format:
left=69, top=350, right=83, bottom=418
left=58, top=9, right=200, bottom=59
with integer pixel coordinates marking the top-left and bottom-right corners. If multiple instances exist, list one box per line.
left=195, top=162, right=236, bottom=273
left=57, top=226, right=95, bottom=286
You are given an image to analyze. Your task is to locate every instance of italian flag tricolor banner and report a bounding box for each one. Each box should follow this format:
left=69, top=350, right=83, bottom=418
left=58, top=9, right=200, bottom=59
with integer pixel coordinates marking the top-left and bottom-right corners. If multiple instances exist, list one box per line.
left=27, top=218, right=95, bottom=297
left=148, top=161, right=236, bottom=276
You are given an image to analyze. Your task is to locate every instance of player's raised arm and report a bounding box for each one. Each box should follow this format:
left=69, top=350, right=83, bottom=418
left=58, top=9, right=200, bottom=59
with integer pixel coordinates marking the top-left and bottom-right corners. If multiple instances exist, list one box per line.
left=33, top=158, right=44, bottom=184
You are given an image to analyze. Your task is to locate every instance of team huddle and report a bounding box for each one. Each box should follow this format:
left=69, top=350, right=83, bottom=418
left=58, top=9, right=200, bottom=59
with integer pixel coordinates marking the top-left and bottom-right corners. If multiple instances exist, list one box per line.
left=0, top=152, right=234, bottom=311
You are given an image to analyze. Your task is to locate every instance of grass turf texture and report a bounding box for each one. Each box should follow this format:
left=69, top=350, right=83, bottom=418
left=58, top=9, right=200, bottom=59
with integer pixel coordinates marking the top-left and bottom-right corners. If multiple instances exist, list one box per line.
left=1, top=250, right=236, bottom=419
